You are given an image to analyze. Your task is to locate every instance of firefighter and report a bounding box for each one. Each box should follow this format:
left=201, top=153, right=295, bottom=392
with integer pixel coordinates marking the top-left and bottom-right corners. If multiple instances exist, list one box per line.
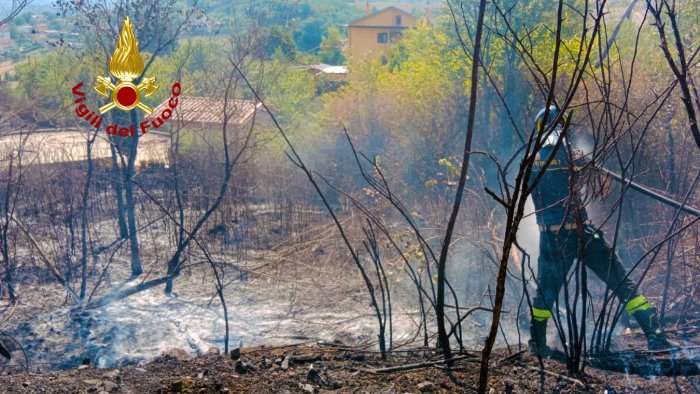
left=528, top=105, right=677, bottom=355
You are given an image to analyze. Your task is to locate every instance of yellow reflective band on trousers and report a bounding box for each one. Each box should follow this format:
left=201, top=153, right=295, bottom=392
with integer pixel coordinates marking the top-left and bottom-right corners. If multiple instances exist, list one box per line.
left=532, top=307, right=552, bottom=321
left=625, top=295, right=651, bottom=314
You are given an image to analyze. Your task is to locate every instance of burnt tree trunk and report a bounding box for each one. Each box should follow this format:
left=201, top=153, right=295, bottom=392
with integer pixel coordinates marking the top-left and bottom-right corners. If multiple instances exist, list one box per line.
left=125, top=111, right=142, bottom=277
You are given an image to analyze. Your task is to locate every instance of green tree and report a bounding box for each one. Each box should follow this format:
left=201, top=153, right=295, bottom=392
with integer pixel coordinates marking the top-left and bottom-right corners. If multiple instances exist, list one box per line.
left=13, top=49, right=98, bottom=124
left=295, top=18, right=324, bottom=53
left=8, top=25, right=18, bottom=39
left=263, top=24, right=297, bottom=61
left=232, top=0, right=360, bottom=56
left=319, top=26, right=345, bottom=65
left=320, top=22, right=469, bottom=190
left=265, top=61, right=318, bottom=125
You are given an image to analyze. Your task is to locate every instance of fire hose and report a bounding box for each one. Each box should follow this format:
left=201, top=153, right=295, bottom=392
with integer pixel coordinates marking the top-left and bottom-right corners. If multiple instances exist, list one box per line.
left=589, top=0, right=699, bottom=216
left=593, top=166, right=700, bottom=217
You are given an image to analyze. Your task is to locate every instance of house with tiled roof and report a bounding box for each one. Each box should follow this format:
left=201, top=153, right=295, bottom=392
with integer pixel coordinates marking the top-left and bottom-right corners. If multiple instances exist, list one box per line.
left=146, top=96, right=269, bottom=130
left=144, top=96, right=272, bottom=156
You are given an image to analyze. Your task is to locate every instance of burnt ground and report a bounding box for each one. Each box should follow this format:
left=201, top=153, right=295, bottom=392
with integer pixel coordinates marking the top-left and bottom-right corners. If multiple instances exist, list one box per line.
left=1, top=214, right=699, bottom=393
left=1, top=340, right=700, bottom=394
left=2, top=266, right=700, bottom=393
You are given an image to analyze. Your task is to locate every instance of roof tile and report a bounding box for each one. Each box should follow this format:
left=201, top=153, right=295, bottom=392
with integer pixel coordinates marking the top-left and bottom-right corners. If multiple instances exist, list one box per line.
left=146, top=96, right=262, bottom=127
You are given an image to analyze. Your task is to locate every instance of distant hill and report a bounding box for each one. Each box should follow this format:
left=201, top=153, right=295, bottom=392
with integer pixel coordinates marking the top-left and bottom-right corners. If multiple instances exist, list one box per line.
left=26, top=0, right=56, bottom=9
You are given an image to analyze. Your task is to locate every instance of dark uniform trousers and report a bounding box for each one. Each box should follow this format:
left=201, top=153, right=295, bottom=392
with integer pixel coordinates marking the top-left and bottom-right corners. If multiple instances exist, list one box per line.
left=531, top=223, right=646, bottom=321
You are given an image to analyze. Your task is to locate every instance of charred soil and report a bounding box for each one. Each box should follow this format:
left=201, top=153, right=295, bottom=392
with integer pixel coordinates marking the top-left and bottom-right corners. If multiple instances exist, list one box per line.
left=1, top=342, right=700, bottom=393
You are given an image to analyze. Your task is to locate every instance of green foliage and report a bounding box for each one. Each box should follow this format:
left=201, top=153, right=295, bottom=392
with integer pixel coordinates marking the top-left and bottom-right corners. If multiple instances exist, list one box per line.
left=295, top=19, right=324, bottom=53
left=263, top=25, right=297, bottom=61
left=8, top=25, right=19, bottom=40
left=265, top=61, right=318, bottom=126
left=317, top=22, right=471, bottom=190
left=147, top=37, right=229, bottom=99
left=319, top=26, right=345, bottom=65
left=10, top=49, right=100, bottom=124
left=233, top=0, right=360, bottom=56
left=9, top=12, right=32, bottom=26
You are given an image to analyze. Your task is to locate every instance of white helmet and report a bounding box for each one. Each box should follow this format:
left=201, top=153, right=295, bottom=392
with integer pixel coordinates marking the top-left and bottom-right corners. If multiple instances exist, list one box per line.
left=535, top=105, right=565, bottom=147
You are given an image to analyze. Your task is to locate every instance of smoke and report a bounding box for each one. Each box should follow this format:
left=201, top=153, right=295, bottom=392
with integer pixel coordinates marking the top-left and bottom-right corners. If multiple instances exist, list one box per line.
left=517, top=197, right=541, bottom=264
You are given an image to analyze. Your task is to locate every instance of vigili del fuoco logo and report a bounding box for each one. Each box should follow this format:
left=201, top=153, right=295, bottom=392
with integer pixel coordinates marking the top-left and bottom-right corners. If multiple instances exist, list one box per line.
left=70, top=16, right=181, bottom=137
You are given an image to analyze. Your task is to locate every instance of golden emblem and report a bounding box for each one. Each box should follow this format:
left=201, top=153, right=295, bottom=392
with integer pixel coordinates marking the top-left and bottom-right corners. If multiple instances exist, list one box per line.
left=94, top=17, right=159, bottom=114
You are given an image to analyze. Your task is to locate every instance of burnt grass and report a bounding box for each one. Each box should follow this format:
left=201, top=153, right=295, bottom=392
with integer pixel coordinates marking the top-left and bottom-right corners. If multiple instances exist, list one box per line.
left=1, top=341, right=700, bottom=393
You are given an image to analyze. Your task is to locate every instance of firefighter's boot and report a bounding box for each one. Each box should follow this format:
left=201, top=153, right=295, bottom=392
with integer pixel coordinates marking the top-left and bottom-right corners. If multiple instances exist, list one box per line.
left=528, top=318, right=550, bottom=357
left=629, top=300, right=679, bottom=350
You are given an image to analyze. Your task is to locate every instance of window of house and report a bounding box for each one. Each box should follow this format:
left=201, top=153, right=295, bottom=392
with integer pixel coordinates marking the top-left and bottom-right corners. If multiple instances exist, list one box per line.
left=396, top=15, right=402, bottom=25
left=377, top=32, right=388, bottom=43
left=381, top=55, right=388, bottom=65
left=390, top=32, right=402, bottom=43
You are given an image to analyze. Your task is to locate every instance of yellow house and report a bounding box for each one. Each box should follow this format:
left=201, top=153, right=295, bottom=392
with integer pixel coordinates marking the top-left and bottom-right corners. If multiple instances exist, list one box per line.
left=347, top=6, right=417, bottom=63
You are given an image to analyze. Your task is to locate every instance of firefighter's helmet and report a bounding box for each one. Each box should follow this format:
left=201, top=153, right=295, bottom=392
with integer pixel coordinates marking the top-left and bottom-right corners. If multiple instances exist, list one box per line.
left=535, top=105, right=560, bottom=132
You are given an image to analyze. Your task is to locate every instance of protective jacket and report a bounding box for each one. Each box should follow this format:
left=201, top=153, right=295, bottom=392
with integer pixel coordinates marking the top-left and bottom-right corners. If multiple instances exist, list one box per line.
left=530, top=142, right=588, bottom=226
